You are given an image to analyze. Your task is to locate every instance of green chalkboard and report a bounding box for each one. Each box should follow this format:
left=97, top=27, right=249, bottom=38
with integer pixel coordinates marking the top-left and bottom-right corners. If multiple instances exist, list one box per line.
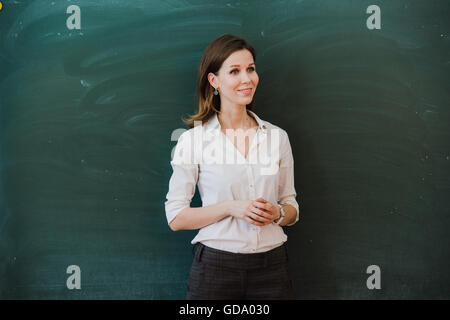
left=0, top=0, right=449, bottom=299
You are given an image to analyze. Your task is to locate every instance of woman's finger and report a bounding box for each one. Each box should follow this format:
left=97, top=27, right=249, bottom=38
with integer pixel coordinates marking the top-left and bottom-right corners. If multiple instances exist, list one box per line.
left=245, top=216, right=264, bottom=226
left=252, top=201, right=271, bottom=212
left=248, top=212, right=268, bottom=223
left=255, top=197, right=267, bottom=203
left=249, top=208, right=272, bottom=222
left=249, top=206, right=271, bottom=219
left=252, top=201, right=275, bottom=216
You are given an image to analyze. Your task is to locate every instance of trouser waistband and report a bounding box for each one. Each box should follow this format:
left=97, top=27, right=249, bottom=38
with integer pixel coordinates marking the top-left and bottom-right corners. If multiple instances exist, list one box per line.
left=193, top=242, right=288, bottom=270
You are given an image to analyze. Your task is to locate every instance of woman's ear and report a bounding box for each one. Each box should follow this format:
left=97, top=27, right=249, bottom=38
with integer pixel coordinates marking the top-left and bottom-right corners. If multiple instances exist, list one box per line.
left=207, top=72, right=217, bottom=89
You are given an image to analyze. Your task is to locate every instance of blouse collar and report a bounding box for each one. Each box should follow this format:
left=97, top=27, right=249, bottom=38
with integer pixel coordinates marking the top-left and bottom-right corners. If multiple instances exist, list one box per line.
left=205, top=110, right=267, bottom=134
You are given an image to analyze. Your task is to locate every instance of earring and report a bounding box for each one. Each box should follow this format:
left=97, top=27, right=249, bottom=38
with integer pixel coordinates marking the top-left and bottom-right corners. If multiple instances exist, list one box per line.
left=214, top=88, right=218, bottom=96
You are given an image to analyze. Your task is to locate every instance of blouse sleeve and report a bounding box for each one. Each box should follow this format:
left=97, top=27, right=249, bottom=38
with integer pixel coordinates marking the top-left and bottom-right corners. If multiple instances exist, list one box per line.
left=278, top=130, right=300, bottom=226
left=164, top=130, right=199, bottom=225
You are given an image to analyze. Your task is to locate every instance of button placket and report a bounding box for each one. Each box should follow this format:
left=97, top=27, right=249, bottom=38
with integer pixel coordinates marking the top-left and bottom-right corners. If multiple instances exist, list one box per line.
left=247, top=128, right=264, bottom=248
left=247, top=164, right=255, bottom=199
left=251, top=229, right=258, bottom=252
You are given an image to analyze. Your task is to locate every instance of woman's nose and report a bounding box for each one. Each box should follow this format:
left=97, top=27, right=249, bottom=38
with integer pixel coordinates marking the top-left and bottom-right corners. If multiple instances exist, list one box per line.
left=240, top=70, right=251, bottom=82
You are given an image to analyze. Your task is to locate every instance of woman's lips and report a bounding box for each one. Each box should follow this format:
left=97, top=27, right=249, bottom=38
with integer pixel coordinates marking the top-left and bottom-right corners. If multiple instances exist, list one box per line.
left=238, top=88, right=252, bottom=96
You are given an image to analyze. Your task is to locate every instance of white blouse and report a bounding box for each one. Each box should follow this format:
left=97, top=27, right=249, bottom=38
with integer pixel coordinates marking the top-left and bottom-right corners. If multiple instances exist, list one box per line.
left=164, top=110, right=299, bottom=253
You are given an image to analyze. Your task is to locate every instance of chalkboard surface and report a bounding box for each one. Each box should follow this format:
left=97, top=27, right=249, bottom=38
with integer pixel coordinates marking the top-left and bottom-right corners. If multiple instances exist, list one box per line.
left=0, top=0, right=449, bottom=299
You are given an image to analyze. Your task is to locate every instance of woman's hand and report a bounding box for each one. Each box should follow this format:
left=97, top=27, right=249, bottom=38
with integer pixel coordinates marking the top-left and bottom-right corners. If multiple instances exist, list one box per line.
left=226, top=198, right=280, bottom=226
left=252, top=198, right=281, bottom=225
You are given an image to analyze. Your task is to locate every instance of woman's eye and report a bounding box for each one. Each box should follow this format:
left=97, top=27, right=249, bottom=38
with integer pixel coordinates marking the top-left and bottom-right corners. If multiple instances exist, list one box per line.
left=231, top=67, right=255, bottom=74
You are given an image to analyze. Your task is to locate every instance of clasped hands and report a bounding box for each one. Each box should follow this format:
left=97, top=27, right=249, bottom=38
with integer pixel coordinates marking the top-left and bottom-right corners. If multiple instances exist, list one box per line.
left=229, top=197, right=281, bottom=226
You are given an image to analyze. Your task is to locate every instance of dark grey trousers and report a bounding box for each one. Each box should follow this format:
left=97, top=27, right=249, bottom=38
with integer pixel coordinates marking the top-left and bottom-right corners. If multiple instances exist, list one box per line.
left=186, top=242, right=293, bottom=300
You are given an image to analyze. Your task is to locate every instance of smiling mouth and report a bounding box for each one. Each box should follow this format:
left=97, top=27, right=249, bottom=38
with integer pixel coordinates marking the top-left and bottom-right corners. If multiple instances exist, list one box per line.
left=238, top=88, right=252, bottom=94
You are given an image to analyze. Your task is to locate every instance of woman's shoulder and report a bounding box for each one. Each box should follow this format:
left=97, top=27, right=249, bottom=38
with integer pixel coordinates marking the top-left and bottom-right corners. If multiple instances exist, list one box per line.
left=176, top=126, right=199, bottom=146
left=260, top=118, right=289, bottom=139
left=175, top=125, right=206, bottom=152
left=251, top=111, right=288, bottom=135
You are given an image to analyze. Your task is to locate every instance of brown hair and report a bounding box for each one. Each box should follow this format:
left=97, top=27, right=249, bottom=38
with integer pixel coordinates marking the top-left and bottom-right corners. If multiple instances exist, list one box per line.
left=182, top=34, right=257, bottom=128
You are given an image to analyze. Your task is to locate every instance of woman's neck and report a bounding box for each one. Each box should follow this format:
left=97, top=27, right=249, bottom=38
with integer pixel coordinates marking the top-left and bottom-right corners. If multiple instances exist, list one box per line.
left=218, top=108, right=255, bottom=130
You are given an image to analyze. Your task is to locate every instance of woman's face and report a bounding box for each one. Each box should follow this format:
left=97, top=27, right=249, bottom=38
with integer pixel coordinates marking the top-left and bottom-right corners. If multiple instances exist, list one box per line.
left=208, top=49, right=259, bottom=109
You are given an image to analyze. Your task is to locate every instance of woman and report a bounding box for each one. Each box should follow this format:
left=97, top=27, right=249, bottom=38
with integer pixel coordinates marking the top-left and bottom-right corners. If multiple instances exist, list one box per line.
left=165, top=34, right=299, bottom=300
